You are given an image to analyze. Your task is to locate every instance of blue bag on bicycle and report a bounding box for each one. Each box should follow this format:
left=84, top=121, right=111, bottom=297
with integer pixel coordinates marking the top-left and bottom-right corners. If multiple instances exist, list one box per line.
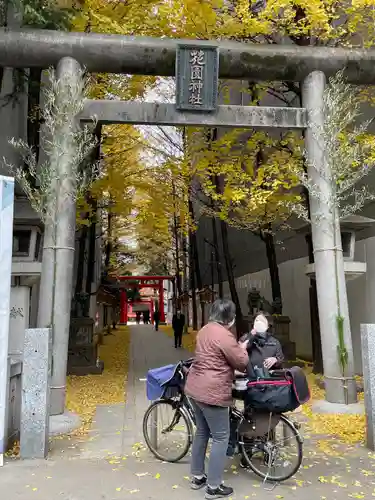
left=146, top=364, right=181, bottom=401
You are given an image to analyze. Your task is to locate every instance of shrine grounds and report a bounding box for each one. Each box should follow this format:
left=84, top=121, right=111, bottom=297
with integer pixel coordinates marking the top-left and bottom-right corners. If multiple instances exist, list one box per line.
left=1, top=325, right=375, bottom=500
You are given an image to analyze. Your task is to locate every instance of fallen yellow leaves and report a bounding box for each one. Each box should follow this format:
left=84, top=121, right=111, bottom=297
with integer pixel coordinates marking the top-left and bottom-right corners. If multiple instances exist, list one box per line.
left=65, top=326, right=130, bottom=435
left=5, top=440, right=20, bottom=457
left=302, top=370, right=365, bottom=446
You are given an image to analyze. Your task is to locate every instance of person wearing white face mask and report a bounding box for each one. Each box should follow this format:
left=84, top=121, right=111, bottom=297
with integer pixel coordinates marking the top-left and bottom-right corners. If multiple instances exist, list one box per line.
left=238, top=313, right=284, bottom=470
left=246, top=313, right=284, bottom=374
left=185, top=299, right=249, bottom=499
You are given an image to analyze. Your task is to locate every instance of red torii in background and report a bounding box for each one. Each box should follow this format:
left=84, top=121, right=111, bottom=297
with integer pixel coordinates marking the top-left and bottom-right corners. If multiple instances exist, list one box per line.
left=118, top=276, right=174, bottom=324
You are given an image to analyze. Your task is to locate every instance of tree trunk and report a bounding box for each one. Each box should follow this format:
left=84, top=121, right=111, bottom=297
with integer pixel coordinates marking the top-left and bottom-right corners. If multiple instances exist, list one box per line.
left=27, top=67, right=42, bottom=169
left=211, top=217, right=223, bottom=297
left=172, top=180, right=182, bottom=296
left=104, top=208, right=113, bottom=272
left=206, top=128, right=224, bottom=298
left=181, top=232, right=189, bottom=328
left=83, top=126, right=101, bottom=316
left=262, top=230, right=282, bottom=313
left=189, top=229, right=198, bottom=330
left=85, top=200, right=97, bottom=316
left=0, top=0, right=9, bottom=93
left=188, top=197, right=205, bottom=327
left=306, top=232, right=323, bottom=373
left=214, top=173, right=243, bottom=335
left=210, top=250, right=215, bottom=292
left=74, top=225, right=88, bottom=316
left=220, top=219, right=243, bottom=337
left=173, top=216, right=182, bottom=296
left=193, top=234, right=205, bottom=327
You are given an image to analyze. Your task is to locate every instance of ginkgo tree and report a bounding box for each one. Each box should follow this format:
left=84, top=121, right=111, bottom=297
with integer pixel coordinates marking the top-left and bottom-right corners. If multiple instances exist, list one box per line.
left=187, top=126, right=303, bottom=314
left=72, top=0, right=375, bottom=327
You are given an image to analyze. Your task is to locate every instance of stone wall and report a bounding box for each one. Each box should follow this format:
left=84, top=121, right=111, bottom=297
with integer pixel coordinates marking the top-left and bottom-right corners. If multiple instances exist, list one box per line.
left=200, top=233, right=375, bottom=374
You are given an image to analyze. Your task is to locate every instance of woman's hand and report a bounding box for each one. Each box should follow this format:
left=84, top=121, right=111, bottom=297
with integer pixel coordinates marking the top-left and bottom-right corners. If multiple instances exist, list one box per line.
left=264, top=357, right=278, bottom=369
left=234, top=369, right=245, bottom=376
left=239, top=339, right=249, bottom=349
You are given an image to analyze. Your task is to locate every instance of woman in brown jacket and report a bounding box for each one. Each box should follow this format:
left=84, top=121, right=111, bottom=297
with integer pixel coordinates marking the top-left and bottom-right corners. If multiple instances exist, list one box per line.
left=185, top=299, right=249, bottom=500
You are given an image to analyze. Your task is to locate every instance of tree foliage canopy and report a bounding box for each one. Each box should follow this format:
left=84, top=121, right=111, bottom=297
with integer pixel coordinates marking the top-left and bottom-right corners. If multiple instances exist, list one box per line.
left=67, top=0, right=375, bottom=275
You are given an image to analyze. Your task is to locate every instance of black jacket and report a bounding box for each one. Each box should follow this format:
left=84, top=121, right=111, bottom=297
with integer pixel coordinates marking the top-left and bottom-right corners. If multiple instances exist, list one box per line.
left=241, top=332, right=284, bottom=378
left=172, top=313, right=185, bottom=333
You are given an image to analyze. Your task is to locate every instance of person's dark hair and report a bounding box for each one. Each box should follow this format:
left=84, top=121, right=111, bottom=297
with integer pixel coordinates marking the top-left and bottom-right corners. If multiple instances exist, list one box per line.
left=208, top=299, right=236, bottom=326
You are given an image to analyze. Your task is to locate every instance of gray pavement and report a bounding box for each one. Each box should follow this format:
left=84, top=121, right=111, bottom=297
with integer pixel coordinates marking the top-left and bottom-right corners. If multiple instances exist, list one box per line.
left=1, top=325, right=375, bottom=499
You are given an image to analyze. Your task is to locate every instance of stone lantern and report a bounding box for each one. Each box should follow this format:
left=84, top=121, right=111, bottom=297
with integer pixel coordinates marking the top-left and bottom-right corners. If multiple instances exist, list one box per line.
left=198, top=286, right=216, bottom=304
left=304, top=215, right=375, bottom=281
left=247, top=287, right=261, bottom=316
left=178, top=291, right=191, bottom=307
left=10, top=224, right=43, bottom=360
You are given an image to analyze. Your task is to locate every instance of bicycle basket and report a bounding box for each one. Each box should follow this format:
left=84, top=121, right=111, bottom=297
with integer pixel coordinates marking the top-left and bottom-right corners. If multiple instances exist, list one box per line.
left=245, top=367, right=310, bottom=414
left=245, top=378, right=298, bottom=413
left=146, top=363, right=183, bottom=401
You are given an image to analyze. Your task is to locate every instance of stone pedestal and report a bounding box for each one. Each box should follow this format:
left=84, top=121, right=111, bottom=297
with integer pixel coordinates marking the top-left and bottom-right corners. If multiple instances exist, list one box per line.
left=272, top=315, right=290, bottom=342
left=67, top=317, right=104, bottom=375
left=272, top=315, right=296, bottom=361
left=20, top=328, right=51, bottom=459
left=361, top=323, right=375, bottom=450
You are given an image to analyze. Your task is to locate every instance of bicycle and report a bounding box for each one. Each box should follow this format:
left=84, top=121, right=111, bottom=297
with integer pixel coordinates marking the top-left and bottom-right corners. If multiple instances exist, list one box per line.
left=142, top=359, right=303, bottom=482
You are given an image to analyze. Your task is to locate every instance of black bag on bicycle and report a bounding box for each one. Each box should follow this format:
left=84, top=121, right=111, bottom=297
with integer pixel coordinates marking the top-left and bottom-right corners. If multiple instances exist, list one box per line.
left=245, top=366, right=310, bottom=413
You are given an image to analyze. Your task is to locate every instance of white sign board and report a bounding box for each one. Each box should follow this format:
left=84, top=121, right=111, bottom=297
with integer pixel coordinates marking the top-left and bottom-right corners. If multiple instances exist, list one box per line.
left=0, top=176, right=14, bottom=466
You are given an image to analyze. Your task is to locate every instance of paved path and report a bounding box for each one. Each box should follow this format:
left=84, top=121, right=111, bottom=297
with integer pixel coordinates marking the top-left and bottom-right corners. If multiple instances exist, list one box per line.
left=2, top=325, right=375, bottom=499
left=59, top=324, right=191, bottom=460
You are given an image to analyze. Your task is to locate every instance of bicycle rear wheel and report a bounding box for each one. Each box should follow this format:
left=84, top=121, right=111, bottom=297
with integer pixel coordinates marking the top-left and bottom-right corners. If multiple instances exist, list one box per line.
left=239, top=414, right=303, bottom=482
left=143, top=399, right=193, bottom=462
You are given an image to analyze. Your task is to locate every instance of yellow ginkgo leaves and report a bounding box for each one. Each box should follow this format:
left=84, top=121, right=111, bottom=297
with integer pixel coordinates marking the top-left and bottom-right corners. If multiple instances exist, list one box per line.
left=65, top=326, right=130, bottom=436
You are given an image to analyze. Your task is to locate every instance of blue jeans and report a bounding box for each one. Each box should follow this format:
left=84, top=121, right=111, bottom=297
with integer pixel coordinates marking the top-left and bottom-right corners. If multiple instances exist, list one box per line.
left=190, top=399, right=230, bottom=488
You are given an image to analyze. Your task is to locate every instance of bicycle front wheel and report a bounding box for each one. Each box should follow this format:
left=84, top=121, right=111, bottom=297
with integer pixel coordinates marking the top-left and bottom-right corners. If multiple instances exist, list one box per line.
left=240, top=414, right=303, bottom=482
left=143, top=399, right=193, bottom=462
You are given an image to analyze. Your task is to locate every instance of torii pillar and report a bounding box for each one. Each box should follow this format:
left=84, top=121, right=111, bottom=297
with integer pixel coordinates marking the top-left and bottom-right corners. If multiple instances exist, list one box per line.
left=120, top=290, right=128, bottom=324
left=158, top=281, right=165, bottom=323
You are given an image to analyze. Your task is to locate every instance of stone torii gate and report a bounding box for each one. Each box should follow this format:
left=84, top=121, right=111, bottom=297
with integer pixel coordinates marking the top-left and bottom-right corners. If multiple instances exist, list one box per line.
left=2, top=28, right=375, bottom=418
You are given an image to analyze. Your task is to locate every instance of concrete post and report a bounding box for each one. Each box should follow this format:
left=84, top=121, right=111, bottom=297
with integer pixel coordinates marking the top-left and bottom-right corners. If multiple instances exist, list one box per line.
left=0, top=176, right=14, bottom=466
left=37, top=57, right=82, bottom=416
left=20, top=328, right=51, bottom=459
left=361, top=324, right=375, bottom=449
left=302, top=71, right=356, bottom=404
